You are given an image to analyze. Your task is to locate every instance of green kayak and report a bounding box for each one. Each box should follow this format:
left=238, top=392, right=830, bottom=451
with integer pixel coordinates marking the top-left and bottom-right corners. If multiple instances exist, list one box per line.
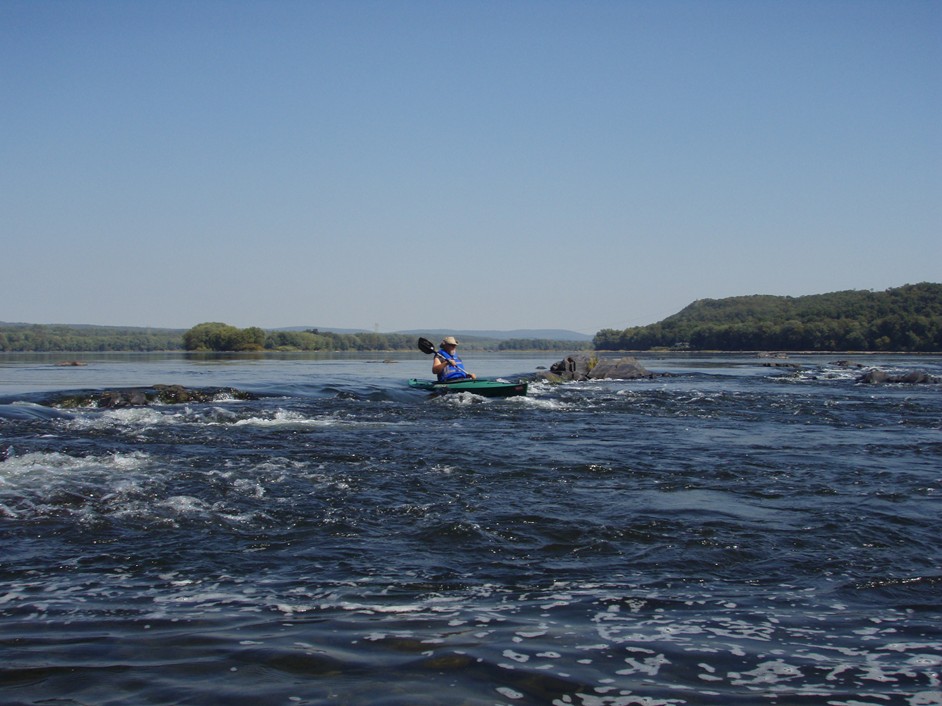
left=408, top=378, right=528, bottom=398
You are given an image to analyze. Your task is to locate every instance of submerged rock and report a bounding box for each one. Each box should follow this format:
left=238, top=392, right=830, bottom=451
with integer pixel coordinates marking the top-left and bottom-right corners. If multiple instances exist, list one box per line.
left=45, top=385, right=257, bottom=408
left=96, top=389, right=149, bottom=407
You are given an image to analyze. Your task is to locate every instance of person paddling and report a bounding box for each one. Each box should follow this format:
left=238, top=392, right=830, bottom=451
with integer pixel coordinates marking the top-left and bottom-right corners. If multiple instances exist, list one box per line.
left=433, top=336, right=476, bottom=382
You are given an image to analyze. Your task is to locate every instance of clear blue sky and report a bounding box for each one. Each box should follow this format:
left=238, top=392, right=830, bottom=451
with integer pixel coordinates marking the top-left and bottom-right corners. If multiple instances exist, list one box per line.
left=2, top=0, right=939, bottom=334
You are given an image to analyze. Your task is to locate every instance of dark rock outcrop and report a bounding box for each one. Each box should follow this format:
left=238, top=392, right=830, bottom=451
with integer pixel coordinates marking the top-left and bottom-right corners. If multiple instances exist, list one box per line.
left=540, top=353, right=656, bottom=382
left=588, top=357, right=656, bottom=380
left=96, top=389, right=150, bottom=407
left=761, top=361, right=802, bottom=369
left=758, top=352, right=800, bottom=370
left=857, top=369, right=940, bottom=384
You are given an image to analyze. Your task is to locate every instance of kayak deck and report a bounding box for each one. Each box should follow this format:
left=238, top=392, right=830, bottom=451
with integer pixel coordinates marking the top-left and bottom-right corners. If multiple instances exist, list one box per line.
left=408, top=378, right=528, bottom=398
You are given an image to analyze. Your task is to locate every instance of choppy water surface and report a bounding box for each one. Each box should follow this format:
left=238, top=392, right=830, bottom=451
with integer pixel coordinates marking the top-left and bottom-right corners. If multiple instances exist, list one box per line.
left=1, top=352, right=940, bottom=705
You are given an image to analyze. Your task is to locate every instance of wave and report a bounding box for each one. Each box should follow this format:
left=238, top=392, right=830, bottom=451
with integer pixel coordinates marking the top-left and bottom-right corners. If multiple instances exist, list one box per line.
left=0, top=402, right=74, bottom=421
left=0, top=449, right=152, bottom=521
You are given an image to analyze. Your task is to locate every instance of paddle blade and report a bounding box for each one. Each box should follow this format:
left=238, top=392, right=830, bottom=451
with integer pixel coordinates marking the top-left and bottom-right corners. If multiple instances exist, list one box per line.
left=417, top=337, right=436, bottom=355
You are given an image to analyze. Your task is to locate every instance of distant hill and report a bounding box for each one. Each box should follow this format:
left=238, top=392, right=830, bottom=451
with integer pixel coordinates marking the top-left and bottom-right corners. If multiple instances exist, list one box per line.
left=594, top=283, right=942, bottom=352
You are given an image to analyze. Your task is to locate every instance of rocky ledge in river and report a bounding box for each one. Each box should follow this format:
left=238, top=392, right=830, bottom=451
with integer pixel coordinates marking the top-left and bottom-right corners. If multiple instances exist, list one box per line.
left=45, top=385, right=258, bottom=408
left=855, top=369, right=941, bottom=385
left=538, top=353, right=660, bottom=382
left=828, top=360, right=940, bottom=384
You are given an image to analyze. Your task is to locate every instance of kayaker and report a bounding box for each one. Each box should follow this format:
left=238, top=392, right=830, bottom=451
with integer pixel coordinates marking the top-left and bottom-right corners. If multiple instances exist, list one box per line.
left=433, top=336, right=476, bottom=382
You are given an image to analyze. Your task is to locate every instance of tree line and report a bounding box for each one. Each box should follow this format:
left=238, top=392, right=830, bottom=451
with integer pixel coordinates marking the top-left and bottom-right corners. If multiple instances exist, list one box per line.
left=11, top=282, right=937, bottom=353
left=184, top=325, right=588, bottom=352
left=0, top=324, right=186, bottom=352
left=594, top=283, right=942, bottom=352
left=182, top=322, right=423, bottom=352
left=497, top=338, right=592, bottom=352
left=1, top=321, right=581, bottom=353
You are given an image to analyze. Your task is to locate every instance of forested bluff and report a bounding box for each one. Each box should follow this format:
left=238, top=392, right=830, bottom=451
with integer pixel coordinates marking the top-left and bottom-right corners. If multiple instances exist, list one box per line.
left=2, top=283, right=940, bottom=353
left=595, top=283, right=941, bottom=352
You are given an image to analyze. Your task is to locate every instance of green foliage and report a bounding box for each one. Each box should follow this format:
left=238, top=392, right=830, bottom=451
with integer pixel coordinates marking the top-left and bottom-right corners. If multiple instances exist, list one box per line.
left=0, top=323, right=185, bottom=352
left=497, top=338, right=593, bottom=351
left=0, top=323, right=516, bottom=353
left=263, top=331, right=417, bottom=352
left=595, top=283, right=942, bottom=352
left=182, top=322, right=266, bottom=351
left=264, top=330, right=329, bottom=351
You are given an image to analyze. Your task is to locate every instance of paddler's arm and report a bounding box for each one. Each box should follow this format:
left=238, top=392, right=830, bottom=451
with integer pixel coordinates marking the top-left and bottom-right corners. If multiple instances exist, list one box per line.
left=432, top=353, right=448, bottom=376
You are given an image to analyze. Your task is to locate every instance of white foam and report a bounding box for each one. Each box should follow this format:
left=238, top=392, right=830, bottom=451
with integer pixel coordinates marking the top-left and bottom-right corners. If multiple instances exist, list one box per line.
left=66, top=407, right=175, bottom=431
left=233, top=410, right=332, bottom=427
left=503, top=649, right=530, bottom=663
left=0, top=450, right=150, bottom=482
left=159, top=495, right=211, bottom=515
left=616, top=653, right=670, bottom=677
left=496, top=686, right=525, bottom=700
left=439, top=392, right=488, bottom=406
left=512, top=395, right=574, bottom=410
left=729, top=658, right=803, bottom=685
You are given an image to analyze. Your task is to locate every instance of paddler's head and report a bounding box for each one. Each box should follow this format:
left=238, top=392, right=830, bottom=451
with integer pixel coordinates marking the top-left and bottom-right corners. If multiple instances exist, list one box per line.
left=440, top=336, right=458, bottom=350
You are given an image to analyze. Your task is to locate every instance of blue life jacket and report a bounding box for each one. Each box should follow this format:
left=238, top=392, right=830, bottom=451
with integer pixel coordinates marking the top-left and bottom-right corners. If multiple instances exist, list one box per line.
left=436, top=349, right=469, bottom=382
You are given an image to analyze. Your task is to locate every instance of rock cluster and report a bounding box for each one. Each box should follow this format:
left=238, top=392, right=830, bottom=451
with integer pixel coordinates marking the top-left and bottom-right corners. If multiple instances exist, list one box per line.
left=856, top=369, right=940, bottom=384
left=47, top=385, right=257, bottom=408
left=539, top=353, right=657, bottom=382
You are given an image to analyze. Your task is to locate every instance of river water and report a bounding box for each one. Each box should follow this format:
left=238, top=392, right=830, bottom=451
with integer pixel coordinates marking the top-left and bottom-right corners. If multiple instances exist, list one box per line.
left=1, top=351, right=940, bottom=705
